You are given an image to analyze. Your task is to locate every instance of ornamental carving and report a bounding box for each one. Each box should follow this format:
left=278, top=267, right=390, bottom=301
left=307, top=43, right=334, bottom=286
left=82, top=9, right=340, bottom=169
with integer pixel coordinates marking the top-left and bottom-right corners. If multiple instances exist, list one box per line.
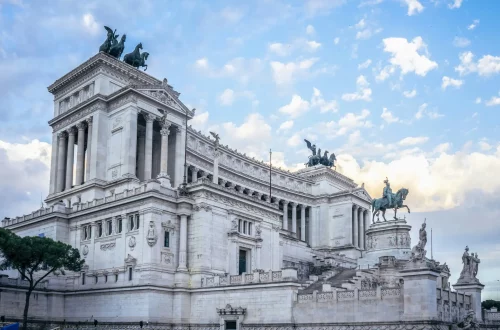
left=193, top=203, right=212, bottom=212
left=108, top=93, right=137, bottom=112
left=82, top=245, right=89, bottom=256
left=52, top=100, right=106, bottom=131
left=128, top=236, right=136, bottom=250
left=139, top=89, right=183, bottom=112
left=100, top=242, right=116, bottom=251
left=146, top=221, right=158, bottom=247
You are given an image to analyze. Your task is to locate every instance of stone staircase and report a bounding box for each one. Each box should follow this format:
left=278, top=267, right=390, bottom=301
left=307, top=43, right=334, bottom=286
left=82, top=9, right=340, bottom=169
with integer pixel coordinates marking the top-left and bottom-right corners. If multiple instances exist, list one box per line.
left=299, top=268, right=358, bottom=293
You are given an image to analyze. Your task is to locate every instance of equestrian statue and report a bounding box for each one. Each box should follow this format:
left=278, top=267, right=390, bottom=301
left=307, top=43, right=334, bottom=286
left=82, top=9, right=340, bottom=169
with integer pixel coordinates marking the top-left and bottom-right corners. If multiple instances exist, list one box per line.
left=371, top=177, right=410, bottom=223
left=304, top=139, right=336, bottom=168
left=98, top=25, right=149, bottom=70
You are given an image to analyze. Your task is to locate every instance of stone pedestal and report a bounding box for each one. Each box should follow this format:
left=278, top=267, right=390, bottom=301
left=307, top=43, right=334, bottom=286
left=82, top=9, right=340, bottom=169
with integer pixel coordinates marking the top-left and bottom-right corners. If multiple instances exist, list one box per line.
left=401, top=261, right=440, bottom=321
left=357, top=219, right=412, bottom=268
left=453, top=282, right=484, bottom=322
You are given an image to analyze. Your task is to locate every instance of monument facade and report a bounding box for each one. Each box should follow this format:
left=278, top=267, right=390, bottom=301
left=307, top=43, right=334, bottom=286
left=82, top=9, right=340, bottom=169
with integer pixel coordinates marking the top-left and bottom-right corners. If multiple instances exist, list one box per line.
left=0, top=28, right=488, bottom=329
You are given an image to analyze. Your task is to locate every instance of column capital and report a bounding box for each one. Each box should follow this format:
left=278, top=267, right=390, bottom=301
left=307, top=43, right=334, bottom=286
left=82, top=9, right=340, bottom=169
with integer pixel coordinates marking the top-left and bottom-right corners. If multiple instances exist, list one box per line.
left=176, top=126, right=183, bottom=135
left=143, top=112, right=156, bottom=122
left=66, top=127, right=77, bottom=135
left=76, top=121, right=87, bottom=130
left=86, top=116, right=93, bottom=125
left=160, top=127, right=170, bottom=136
left=290, top=202, right=297, bottom=208
left=282, top=200, right=289, bottom=206
left=57, top=131, right=67, bottom=139
left=353, top=204, right=359, bottom=210
left=189, top=165, right=198, bottom=171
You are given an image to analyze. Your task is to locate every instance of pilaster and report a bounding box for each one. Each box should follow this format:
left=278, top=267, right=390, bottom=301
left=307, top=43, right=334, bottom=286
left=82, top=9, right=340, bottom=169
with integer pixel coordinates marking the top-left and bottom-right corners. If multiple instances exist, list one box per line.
left=400, top=264, right=440, bottom=321
left=453, top=282, right=485, bottom=321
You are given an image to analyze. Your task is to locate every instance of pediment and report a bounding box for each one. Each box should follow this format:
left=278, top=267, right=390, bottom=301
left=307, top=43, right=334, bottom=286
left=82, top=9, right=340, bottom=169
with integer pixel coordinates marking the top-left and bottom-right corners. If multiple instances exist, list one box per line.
left=137, top=88, right=185, bottom=113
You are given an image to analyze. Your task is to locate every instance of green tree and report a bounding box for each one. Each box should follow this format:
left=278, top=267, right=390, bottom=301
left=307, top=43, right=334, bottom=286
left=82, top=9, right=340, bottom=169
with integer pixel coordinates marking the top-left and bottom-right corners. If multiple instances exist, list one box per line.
left=482, top=299, right=500, bottom=310
left=0, top=228, right=84, bottom=330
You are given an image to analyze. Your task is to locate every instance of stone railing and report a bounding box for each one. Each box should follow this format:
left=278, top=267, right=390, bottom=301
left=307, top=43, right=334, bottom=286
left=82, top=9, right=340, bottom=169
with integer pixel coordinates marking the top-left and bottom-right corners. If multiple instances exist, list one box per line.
left=484, top=308, right=500, bottom=324
left=297, top=287, right=401, bottom=304
left=2, top=181, right=177, bottom=228
left=436, top=288, right=471, bottom=323
left=201, top=270, right=286, bottom=287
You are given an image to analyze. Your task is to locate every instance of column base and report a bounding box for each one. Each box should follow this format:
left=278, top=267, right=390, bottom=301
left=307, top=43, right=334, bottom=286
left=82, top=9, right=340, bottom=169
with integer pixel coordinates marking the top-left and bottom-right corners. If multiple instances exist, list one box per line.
left=157, top=173, right=171, bottom=187
left=174, top=269, right=189, bottom=287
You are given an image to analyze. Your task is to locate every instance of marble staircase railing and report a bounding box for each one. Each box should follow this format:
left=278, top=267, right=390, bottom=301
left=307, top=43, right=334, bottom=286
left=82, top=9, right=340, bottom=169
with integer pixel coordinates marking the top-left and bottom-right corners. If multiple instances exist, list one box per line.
left=296, top=287, right=401, bottom=304
left=201, top=270, right=285, bottom=287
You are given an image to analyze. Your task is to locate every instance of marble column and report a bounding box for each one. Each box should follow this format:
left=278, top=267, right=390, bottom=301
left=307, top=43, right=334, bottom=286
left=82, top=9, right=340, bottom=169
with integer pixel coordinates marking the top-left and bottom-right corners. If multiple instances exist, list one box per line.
left=174, top=127, right=184, bottom=187
left=191, top=166, right=199, bottom=183
left=213, top=148, right=220, bottom=184
left=364, top=210, right=370, bottom=249
left=75, top=122, right=86, bottom=186
left=359, top=208, right=364, bottom=249
left=56, top=132, right=67, bottom=193
left=291, top=202, right=297, bottom=237
left=137, top=126, right=145, bottom=181
left=282, top=201, right=289, bottom=231
left=300, top=205, right=306, bottom=241
left=178, top=214, right=188, bottom=270
left=49, top=131, right=58, bottom=194
left=143, top=113, right=154, bottom=181
left=65, top=127, right=76, bottom=190
left=353, top=205, right=359, bottom=248
left=85, top=117, right=93, bottom=181
left=157, top=121, right=171, bottom=186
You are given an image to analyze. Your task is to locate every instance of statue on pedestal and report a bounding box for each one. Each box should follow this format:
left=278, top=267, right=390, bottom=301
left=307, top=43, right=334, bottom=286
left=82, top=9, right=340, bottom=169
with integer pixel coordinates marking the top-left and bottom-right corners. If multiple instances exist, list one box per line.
left=457, top=246, right=481, bottom=284
left=371, top=178, right=410, bottom=222
left=410, top=221, right=427, bottom=261
left=303, top=139, right=336, bottom=168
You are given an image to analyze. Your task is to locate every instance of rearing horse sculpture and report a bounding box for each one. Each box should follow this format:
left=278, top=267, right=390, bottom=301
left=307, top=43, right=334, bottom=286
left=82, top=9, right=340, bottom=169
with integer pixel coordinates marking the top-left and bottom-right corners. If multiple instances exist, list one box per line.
left=123, top=42, right=149, bottom=71
left=371, top=188, right=410, bottom=223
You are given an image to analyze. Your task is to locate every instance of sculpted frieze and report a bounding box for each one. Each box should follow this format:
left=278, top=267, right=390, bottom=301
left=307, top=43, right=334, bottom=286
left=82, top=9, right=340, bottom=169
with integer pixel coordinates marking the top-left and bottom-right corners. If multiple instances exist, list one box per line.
left=52, top=100, right=106, bottom=131
left=108, top=93, right=138, bottom=112
left=191, top=191, right=280, bottom=222
left=138, top=89, right=183, bottom=112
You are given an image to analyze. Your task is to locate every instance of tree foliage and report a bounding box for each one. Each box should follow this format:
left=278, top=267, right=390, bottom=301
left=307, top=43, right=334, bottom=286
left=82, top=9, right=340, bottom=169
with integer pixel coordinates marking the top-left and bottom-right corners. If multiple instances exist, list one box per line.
left=0, top=227, right=85, bottom=330
left=482, top=299, right=500, bottom=310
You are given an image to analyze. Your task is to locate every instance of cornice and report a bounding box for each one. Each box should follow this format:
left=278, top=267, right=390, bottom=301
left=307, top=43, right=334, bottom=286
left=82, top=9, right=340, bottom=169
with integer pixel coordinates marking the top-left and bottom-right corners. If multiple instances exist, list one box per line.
left=295, top=165, right=357, bottom=189
left=48, top=52, right=161, bottom=95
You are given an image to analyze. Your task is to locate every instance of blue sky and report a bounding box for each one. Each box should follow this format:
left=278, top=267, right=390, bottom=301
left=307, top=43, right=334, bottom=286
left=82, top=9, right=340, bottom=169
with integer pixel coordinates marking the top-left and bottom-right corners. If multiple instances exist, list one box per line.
left=1, top=0, right=500, bottom=299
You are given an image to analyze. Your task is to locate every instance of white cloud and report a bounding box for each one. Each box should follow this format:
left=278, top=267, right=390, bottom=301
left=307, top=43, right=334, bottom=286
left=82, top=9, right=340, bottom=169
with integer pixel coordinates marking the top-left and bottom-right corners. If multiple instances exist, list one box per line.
left=403, top=89, right=417, bottom=98
left=479, top=140, right=492, bottom=151
left=415, top=103, right=444, bottom=119
left=475, top=97, right=482, bottom=104
left=355, top=18, right=366, bottom=29
left=0, top=139, right=51, bottom=217
left=486, top=92, right=500, bottom=107
left=354, top=18, right=381, bottom=40
left=220, top=7, right=244, bottom=23
left=306, top=24, right=315, bottom=35
left=195, top=57, right=209, bottom=69
left=342, top=75, right=372, bottom=102
left=398, top=136, right=429, bottom=146
left=434, top=143, right=450, bottom=153
left=279, top=120, right=294, bottom=131
left=380, top=37, right=438, bottom=78
left=358, top=59, right=372, bottom=70
left=287, top=133, right=302, bottom=147
left=337, top=147, right=500, bottom=212
left=278, top=95, right=310, bottom=118
left=381, top=107, right=400, bottom=123
left=467, top=19, right=479, bottom=30
left=455, top=51, right=500, bottom=77
left=448, top=0, right=463, bottom=9
left=441, top=76, right=464, bottom=90
left=359, top=0, right=384, bottom=6
left=334, top=37, right=340, bottom=45
left=221, top=113, right=272, bottom=156
left=311, top=88, right=339, bottom=113
left=268, top=39, right=321, bottom=57
left=304, top=0, right=346, bottom=17
left=191, top=111, right=209, bottom=130
left=270, top=58, right=319, bottom=86
left=403, top=0, right=424, bottom=16
left=335, top=109, right=372, bottom=135
left=81, top=13, right=99, bottom=35
left=453, top=36, right=471, bottom=48
left=218, top=89, right=235, bottom=106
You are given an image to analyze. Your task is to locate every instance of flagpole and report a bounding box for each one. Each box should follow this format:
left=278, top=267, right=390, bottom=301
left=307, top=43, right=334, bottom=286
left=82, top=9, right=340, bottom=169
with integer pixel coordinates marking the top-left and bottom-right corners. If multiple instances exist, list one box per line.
left=431, top=228, right=433, bottom=260
left=269, top=149, right=272, bottom=200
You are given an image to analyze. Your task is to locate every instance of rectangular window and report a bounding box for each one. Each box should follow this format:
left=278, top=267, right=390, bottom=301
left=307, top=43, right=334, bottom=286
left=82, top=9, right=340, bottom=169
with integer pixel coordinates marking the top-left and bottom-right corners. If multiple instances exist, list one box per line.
left=248, top=223, right=252, bottom=236
left=135, top=214, right=140, bottom=229
left=238, top=219, right=242, bottom=232
left=104, top=275, right=108, bottom=283
left=107, top=220, right=113, bottom=235
left=129, top=215, right=134, bottom=231
left=95, top=276, right=98, bottom=284
left=118, top=218, right=122, bottom=233
left=83, top=226, right=87, bottom=240
left=225, top=321, right=237, bottom=330
left=243, top=221, right=247, bottom=234
left=88, top=225, right=91, bottom=239
left=115, top=274, right=119, bottom=282
left=239, top=249, right=247, bottom=275
left=164, top=231, right=170, bottom=248
left=128, top=267, right=133, bottom=281
left=82, top=273, right=86, bottom=285
left=98, top=222, right=103, bottom=237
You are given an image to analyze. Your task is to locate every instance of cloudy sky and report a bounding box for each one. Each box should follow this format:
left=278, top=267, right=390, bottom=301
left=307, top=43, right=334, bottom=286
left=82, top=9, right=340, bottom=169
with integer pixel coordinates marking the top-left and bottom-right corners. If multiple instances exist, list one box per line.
left=1, top=0, right=500, bottom=299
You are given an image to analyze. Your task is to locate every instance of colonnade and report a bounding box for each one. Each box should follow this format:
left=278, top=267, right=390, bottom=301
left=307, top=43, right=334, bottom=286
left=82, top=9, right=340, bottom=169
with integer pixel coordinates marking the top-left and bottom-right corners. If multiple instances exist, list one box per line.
left=55, top=117, right=93, bottom=193
left=187, top=164, right=311, bottom=242
left=352, top=205, right=369, bottom=250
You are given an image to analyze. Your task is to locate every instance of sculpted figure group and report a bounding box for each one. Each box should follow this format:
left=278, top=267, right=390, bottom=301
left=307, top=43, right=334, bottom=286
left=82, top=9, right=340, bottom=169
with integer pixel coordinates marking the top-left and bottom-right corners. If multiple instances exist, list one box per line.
left=99, top=26, right=149, bottom=71
left=458, top=246, right=480, bottom=283
left=304, top=139, right=336, bottom=168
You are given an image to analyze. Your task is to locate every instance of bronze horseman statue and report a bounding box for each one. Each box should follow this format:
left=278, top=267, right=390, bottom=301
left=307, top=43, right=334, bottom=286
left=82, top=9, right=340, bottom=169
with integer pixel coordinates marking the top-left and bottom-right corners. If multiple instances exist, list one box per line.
left=304, top=139, right=336, bottom=168
left=371, top=177, right=410, bottom=223
left=98, top=26, right=149, bottom=71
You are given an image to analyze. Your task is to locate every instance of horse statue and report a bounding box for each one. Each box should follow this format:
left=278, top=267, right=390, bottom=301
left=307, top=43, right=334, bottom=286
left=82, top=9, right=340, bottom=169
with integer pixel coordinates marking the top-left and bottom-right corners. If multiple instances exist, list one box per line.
left=371, top=187, right=410, bottom=223
left=99, top=26, right=119, bottom=54
left=109, top=34, right=127, bottom=59
left=304, top=139, right=337, bottom=168
left=123, top=43, right=149, bottom=71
